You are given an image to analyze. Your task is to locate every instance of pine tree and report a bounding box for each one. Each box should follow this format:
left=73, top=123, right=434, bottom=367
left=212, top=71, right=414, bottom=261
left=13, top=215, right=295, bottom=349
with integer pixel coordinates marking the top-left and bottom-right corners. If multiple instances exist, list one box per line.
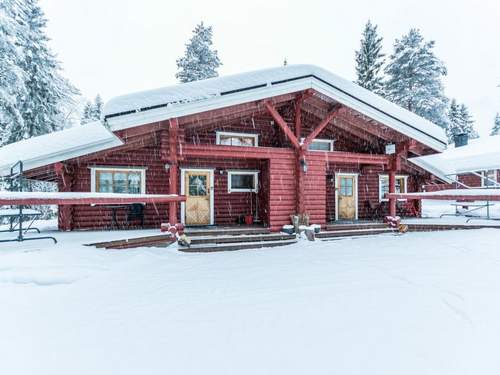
left=491, top=113, right=500, bottom=136
left=0, top=0, right=26, bottom=146
left=80, top=101, right=94, bottom=125
left=446, top=99, right=462, bottom=142
left=355, top=20, right=385, bottom=93
left=91, top=94, right=103, bottom=120
left=80, top=95, right=103, bottom=124
left=5, top=0, right=78, bottom=144
left=384, top=29, right=449, bottom=129
left=176, top=22, right=222, bottom=83
left=458, top=104, right=478, bottom=139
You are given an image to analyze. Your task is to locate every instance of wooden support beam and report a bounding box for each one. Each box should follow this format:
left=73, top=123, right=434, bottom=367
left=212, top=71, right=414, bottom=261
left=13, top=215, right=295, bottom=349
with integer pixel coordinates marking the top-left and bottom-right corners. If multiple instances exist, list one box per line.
left=264, top=101, right=301, bottom=149
left=0, top=193, right=186, bottom=206
left=295, top=96, right=302, bottom=139
left=302, top=105, right=341, bottom=150
left=168, top=118, right=180, bottom=224
left=54, top=162, right=73, bottom=231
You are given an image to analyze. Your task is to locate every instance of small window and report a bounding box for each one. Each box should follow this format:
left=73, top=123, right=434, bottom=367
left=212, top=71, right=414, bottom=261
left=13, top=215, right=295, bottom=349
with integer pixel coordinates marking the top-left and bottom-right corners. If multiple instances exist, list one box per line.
left=481, top=170, right=497, bottom=187
left=92, top=167, right=146, bottom=194
left=301, top=138, right=334, bottom=152
left=379, top=175, right=408, bottom=201
left=228, top=171, right=258, bottom=193
left=216, top=132, right=258, bottom=147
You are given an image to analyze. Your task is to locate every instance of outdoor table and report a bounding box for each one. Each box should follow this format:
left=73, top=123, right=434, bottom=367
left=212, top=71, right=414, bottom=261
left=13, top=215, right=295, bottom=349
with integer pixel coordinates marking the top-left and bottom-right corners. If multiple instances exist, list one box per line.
left=0, top=208, right=43, bottom=234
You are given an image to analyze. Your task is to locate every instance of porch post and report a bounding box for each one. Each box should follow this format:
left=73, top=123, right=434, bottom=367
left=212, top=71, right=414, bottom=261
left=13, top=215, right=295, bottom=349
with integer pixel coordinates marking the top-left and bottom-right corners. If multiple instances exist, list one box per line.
left=55, top=162, right=73, bottom=231
left=388, top=169, right=396, bottom=218
left=168, top=118, right=179, bottom=224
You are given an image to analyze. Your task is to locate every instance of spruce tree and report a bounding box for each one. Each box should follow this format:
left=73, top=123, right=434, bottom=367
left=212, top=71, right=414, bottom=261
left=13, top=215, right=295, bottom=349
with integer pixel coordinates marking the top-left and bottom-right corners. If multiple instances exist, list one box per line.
left=6, top=0, right=78, bottom=143
left=491, top=113, right=500, bottom=136
left=355, top=20, right=385, bottom=93
left=0, top=0, right=26, bottom=146
left=384, top=29, right=449, bottom=129
left=446, top=99, right=462, bottom=142
left=176, top=22, right=222, bottom=83
left=80, top=101, right=94, bottom=125
left=458, top=104, right=478, bottom=139
left=81, top=95, right=103, bottom=124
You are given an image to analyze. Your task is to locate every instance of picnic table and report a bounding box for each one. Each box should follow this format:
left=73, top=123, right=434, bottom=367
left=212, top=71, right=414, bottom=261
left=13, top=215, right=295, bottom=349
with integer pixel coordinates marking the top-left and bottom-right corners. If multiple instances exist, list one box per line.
left=440, top=201, right=495, bottom=219
left=0, top=207, right=57, bottom=244
left=0, top=208, right=42, bottom=234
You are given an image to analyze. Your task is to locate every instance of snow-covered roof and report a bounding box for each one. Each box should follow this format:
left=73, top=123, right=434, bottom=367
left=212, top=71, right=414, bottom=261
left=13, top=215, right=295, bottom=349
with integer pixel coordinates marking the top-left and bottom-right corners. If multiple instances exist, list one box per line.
left=104, top=64, right=447, bottom=151
left=0, top=121, right=123, bottom=176
left=410, top=135, right=500, bottom=182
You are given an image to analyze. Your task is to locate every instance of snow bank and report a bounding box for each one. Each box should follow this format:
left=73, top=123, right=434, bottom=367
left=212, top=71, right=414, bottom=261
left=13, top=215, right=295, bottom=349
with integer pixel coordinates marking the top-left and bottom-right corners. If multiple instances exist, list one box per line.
left=2, top=224, right=500, bottom=374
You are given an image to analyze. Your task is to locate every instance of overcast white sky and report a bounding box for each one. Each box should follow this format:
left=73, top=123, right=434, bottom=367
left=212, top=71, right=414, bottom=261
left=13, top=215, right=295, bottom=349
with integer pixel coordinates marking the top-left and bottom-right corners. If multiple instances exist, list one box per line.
left=40, top=0, right=500, bottom=136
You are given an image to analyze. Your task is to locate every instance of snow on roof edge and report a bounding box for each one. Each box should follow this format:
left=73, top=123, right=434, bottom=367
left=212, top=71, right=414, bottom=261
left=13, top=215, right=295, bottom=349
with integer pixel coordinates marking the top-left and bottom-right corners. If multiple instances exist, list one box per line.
left=103, top=64, right=447, bottom=150
left=0, top=122, right=124, bottom=177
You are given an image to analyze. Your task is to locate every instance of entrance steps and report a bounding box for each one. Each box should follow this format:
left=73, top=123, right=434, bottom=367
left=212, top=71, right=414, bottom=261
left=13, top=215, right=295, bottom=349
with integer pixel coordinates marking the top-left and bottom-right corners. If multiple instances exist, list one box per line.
left=318, top=222, right=393, bottom=240
left=179, top=232, right=297, bottom=252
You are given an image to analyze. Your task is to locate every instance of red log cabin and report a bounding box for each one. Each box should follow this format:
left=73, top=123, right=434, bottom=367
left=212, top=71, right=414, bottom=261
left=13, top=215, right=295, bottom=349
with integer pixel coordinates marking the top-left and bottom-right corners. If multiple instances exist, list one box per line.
left=0, top=65, right=448, bottom=231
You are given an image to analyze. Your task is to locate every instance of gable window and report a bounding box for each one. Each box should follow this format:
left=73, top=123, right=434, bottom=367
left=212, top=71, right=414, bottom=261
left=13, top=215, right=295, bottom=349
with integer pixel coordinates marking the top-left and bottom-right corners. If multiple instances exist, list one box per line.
left=91, top=167, right=146, bottom=194
left=481, top=170, right=498, bottom=187
left=216, top=132, right=258, bottom=147
left=301, top=138, right=334, bottom=152
left=227, top=171, right=259, bottom=193
left=379, top=175, right=408, bottom=202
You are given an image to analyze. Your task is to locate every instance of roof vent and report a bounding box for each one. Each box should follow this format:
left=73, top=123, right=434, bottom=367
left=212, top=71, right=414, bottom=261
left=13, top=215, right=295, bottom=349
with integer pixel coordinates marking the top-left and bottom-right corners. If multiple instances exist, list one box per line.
left=453, top=133, right=468, bottom=148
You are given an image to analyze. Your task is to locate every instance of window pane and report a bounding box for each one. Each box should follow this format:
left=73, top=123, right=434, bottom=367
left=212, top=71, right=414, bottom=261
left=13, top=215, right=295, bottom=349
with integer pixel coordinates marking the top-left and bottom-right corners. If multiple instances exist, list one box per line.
left=219, top=135, right=233, bottom=145
left=98, top=172, right=113, bottom=193
left=380, top=176, right=389, bottom=199
left=485, top=170, right=496, bottom=186
left=218, top=134, right=256, bottom=147
left=231, top=174, right=255, bottom=190
left=189, top=175, right=208, bottom=196
left=308, top=141, right=332, bottom=151
left=113, top=172, right=127, bottom=193
left=128, top=172, right=142, bottom=193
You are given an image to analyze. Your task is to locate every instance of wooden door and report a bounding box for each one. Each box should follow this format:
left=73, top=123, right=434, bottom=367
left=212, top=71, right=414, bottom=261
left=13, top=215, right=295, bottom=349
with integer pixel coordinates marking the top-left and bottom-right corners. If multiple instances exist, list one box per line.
left=184, top=170, right=212, bottom=225
left=337, top=175, right=357, bottom=220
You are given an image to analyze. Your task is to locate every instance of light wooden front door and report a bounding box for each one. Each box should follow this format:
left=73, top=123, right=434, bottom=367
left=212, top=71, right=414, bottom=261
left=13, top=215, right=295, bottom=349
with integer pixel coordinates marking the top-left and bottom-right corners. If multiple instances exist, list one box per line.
left=183, top=170, right=212, bottom=225
left=337, top=175, right=357, bottom=220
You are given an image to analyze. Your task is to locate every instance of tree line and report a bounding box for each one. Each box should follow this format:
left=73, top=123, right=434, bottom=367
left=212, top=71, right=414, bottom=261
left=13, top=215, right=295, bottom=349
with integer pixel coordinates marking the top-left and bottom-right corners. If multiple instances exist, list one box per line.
left=1, top=4, right=498, bottom=149
left=354, top=21, right=499, bottom=140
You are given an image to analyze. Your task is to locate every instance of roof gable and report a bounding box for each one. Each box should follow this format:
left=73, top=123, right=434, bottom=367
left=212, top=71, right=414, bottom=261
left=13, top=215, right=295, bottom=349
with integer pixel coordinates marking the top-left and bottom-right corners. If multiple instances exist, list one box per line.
left=104, top=65, right=447, bottom=152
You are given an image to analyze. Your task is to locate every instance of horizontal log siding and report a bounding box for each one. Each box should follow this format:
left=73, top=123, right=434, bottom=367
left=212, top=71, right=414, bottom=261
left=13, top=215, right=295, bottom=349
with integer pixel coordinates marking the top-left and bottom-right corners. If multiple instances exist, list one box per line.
left=68, top=144, right=170, bottom=230
left=179, top=158, right=266, bottom=225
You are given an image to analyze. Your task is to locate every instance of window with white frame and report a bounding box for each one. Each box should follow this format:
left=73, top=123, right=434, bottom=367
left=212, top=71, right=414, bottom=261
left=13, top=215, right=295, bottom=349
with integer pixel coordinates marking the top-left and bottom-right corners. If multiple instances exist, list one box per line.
left=91, top=167, right=146, bottom=194
left=227, top=171, right=259, bottom=193
left=379, top=175, right=408, bottom=201
left=301, top=138, right=334, bottom=152
left=216, top=131, right=258, bottom=147
left=481, top=170, right=498, bottom=187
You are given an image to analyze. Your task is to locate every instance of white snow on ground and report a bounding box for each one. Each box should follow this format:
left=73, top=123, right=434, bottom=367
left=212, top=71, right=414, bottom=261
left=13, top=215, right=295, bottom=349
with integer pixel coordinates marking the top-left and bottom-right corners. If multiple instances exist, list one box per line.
left=2, top=220, right=500, bottom=374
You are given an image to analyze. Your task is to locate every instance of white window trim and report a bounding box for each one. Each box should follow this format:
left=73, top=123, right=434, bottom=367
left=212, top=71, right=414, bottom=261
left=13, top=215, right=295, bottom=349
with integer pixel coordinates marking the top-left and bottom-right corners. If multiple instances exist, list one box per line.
left=379, top=174, right=408, bottom=202
left=90, top=166, right=146, bottom=194
left=216, top=131, right=259, bottom=147
left=227, top=170, right=259, bottom=193
left=481, top=170, right=498, bottom=187
left=300, top=137, right=334, bottom=152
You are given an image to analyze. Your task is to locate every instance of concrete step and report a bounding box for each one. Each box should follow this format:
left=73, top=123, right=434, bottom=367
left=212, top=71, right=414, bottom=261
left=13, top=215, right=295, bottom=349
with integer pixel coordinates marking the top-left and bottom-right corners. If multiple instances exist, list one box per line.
left=189, top=233, right=296, bottom=245
left=316, top=227, right=394, bottom=239
left=179, top=238, right=298, bottom=253
left=184, top=227, right=271, bottom=237
left=325, top=223, right=387, bottom=232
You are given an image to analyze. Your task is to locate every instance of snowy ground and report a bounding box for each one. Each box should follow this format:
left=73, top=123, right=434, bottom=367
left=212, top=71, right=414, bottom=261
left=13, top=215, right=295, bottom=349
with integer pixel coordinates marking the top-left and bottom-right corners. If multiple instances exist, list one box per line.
left=2, top=218, right=500, bottom=374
